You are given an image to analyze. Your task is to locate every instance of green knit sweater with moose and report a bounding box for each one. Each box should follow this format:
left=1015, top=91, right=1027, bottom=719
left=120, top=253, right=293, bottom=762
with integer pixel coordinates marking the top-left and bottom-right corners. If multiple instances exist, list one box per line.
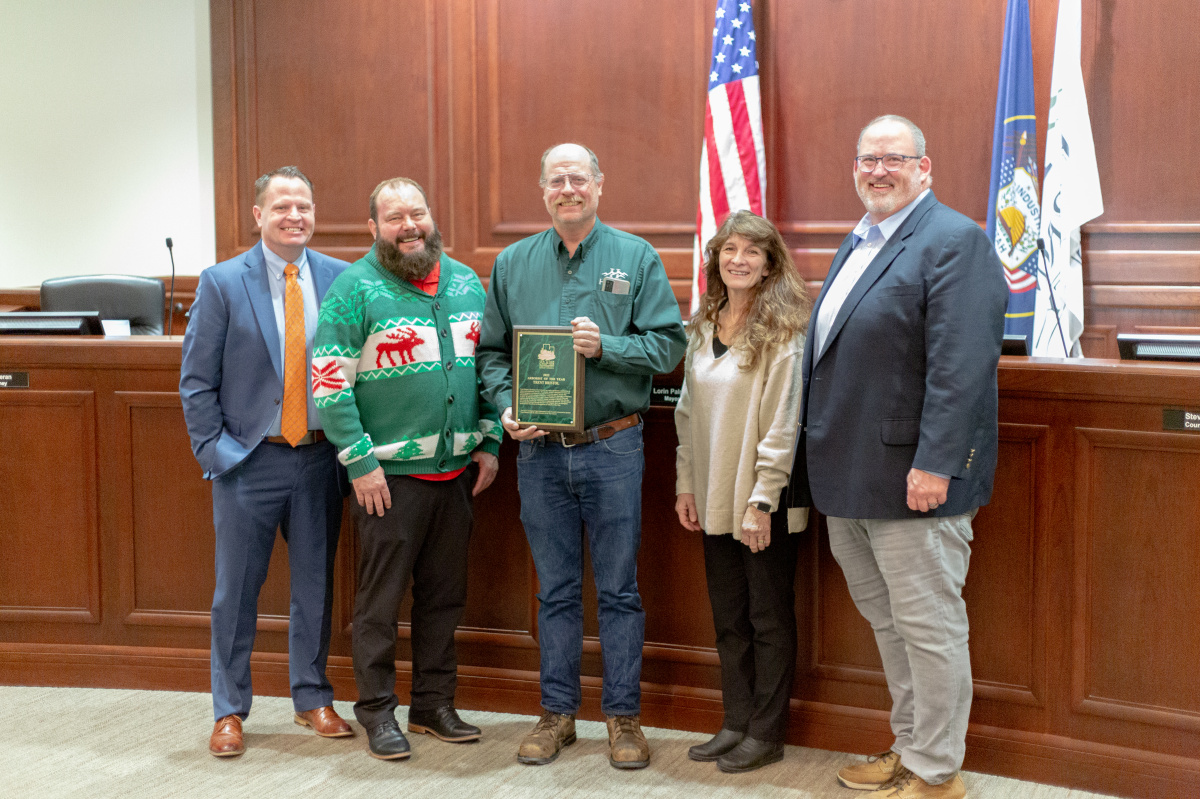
left=312, top=249, right=501, bottom=480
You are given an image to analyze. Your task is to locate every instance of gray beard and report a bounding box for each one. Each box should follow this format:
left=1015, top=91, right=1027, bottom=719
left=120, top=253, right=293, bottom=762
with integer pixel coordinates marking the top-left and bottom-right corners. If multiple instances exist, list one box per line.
left=375, top=226, right=443, bottom=282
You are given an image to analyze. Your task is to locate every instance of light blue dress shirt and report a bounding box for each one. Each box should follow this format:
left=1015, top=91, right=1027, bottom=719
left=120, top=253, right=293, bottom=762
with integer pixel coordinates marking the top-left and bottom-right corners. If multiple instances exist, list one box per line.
left=814, top=188, right=931, bottom=358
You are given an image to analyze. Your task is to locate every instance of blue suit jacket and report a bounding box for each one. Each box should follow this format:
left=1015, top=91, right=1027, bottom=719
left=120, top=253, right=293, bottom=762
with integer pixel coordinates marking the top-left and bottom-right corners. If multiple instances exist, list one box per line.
left=788, top=192, right=1007, bottom=519
left=180, top=242, right=349, bottom=480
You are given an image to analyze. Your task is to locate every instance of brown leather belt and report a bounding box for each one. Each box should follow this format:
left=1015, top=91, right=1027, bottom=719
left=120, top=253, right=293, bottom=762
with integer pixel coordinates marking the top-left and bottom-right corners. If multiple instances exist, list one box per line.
left=545, top=413, right=640, bottom=447
left=265, top=430, right=327, bottom=446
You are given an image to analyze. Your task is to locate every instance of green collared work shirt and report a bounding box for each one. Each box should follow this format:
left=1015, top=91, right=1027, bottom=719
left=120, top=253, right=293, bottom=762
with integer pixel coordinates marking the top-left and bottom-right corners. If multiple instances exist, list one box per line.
left=478, top=219, right=686, bottom=428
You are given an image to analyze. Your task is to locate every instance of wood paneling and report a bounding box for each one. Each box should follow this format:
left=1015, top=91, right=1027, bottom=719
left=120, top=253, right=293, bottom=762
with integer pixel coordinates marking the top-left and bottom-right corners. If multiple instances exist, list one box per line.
left=968, top=425, right=1048, bottom=710
left=1073, top=428, right=1200, bottom=731
left=205, top=0, right=1200, bottom=333
left=4, top=0, right=1200, bottom=793
left=2, top=341, right=1200, bottom=796
left=478, top=0, right=703, bottom=239
left=0, top=390, right=99, bottom=624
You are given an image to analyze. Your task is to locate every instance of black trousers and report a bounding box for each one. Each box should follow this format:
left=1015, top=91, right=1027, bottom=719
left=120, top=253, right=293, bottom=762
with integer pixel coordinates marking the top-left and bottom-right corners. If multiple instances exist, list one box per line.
left=351, top=470, right=474, bottom=728
left=702, top=509, right=799, bottom=742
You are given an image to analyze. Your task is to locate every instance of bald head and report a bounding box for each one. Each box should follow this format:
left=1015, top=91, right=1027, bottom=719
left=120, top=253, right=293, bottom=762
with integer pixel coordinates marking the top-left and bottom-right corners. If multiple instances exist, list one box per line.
left=539, top=142, right=605, bottom=237
left=539, top=143, right=601, bottom=183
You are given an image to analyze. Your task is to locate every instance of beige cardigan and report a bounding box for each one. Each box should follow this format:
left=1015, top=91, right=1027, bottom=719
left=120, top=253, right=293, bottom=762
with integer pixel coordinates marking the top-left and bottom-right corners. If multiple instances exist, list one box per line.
left=674, top=323, right=808, bottom=538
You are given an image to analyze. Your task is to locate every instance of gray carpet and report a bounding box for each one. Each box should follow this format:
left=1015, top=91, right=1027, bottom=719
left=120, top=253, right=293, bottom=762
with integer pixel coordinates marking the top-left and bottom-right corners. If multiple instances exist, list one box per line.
left=1, top=686, right=1114, bottom=798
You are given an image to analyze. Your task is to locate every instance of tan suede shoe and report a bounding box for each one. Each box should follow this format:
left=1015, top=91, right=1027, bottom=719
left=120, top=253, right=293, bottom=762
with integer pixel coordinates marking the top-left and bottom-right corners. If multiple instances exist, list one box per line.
left=209, top=714, right=244, bottom=757
left=864, top=767, right=967, bottom=799
left=838, top=750, right=902, bottom=789
left=606, top=714, right=649, bottom=770
left=517, top=711, right=576, bottom=765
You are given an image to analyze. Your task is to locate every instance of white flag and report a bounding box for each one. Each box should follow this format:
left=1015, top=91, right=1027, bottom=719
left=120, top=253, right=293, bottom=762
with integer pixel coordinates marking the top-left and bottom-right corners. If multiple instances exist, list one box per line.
left=1033, top=0, right=1103, bottom=357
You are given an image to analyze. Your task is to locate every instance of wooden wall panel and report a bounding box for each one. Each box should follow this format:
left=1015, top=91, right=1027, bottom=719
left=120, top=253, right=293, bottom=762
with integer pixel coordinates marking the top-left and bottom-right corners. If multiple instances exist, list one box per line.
left=113, top=392, right=293, bottom=631
left=638, top=407, right=718, bottom=657
left=117, top=393, right=215, bottom=627
left=1073, top=428, right=1200, bottom=731
left=967, top=426, right=1048, bottom=709
left=207, top=0, right=1200, bottom=339
left=478, top=0, right=703, bottom=239
left=214, top=0, right=443, bottom=262
left=769, top=0, right=1008, bottom=227
left=461, top=437, right=534, bottom=637
left=3, top=342, right=1200, bottom=795
left=1085, top=1, right=1200, bottom=222
left=0, top=391, right=99, bottom=624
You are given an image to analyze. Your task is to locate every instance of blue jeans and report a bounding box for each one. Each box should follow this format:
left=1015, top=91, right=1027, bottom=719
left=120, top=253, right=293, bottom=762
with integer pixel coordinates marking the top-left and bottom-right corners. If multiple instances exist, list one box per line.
left=516, top=423, right=645, bottom=717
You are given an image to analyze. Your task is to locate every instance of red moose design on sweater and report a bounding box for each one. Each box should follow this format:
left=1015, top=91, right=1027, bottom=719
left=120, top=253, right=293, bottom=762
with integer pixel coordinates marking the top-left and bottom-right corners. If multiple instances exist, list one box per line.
left=464, top=321, right=481, bottom=350
left=376, top=327, right=424, bottom=367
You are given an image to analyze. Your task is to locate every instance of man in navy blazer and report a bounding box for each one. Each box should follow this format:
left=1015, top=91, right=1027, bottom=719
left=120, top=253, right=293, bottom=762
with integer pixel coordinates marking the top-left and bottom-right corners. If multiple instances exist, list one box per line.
left=181, top=166, right=352, bottom=756
left=789, top=117, right=1006, bottom=799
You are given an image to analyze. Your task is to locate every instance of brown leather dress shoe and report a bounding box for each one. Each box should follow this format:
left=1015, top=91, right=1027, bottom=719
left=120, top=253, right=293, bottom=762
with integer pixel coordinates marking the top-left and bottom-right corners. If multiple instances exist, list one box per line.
left=294, top=705, right=354, bottom=738
left=210, top=714, right=244, bottom=757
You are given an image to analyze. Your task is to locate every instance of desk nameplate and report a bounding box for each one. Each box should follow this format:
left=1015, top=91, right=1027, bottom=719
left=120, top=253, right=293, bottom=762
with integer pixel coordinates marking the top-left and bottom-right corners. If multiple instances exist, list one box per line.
left=1163, top=408, right=1200, bottom=432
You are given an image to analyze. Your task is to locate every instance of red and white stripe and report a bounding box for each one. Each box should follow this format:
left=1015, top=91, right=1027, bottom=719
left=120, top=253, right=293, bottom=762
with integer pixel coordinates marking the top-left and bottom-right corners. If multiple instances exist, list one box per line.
left=1005, top=265, right=1038, bottom=292
left=691, top=75, right=767, bottom=315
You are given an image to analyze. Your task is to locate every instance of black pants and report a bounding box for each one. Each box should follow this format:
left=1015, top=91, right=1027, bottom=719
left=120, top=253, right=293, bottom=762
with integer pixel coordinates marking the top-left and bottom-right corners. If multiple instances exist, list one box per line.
left=702, top=509, right=799, bottom=742
left=351, top=470, right=473, bottom=728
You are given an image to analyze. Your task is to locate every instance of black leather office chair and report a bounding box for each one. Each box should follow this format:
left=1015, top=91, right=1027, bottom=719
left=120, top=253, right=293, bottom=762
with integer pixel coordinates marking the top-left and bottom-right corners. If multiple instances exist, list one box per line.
left=40, top=274, right=166, bottom=335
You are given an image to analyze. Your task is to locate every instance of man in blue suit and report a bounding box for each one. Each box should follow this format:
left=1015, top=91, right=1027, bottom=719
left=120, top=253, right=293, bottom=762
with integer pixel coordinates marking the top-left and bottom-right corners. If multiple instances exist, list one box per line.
left=789, top=117, right=1006, bottom=799
left=181, top=166, right=352, bottom=757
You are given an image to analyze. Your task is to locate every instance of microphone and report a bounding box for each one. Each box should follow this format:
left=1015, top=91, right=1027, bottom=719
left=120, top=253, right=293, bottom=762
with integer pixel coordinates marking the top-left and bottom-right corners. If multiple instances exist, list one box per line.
left=165, top=237, right=177, bottom=337
left=1035, top=237, right=1069, bottom=356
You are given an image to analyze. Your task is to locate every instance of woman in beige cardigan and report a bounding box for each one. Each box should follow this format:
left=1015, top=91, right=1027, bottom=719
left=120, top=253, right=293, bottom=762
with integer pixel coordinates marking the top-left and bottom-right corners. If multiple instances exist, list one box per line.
left=675, top=211, right=812, bottom=773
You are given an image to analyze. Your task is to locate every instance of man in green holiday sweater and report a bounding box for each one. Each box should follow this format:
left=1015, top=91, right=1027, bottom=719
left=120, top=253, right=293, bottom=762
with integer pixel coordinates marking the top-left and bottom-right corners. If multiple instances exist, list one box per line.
left=313, top=178, right=501, bottom=761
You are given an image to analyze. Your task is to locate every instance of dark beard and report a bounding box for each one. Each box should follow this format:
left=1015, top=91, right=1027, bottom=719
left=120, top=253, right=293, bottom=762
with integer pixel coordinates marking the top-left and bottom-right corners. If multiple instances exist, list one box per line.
left=375, top=225, right=443, bottom=282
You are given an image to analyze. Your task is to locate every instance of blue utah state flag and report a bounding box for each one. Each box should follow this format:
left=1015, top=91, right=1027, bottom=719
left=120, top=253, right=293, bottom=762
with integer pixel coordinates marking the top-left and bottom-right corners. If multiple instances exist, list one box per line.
left=986, top=0, right=1041, bottom=345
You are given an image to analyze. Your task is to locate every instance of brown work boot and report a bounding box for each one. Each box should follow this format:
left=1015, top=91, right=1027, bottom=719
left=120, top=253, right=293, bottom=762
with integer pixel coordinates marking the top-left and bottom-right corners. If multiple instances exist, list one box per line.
left=864, top=767, right=967, bottom=799
left=517, top=711, right=576, bottom=765
left=606, top=714, right=649, bottom=770
left=838, top=750, right=902, bottom=789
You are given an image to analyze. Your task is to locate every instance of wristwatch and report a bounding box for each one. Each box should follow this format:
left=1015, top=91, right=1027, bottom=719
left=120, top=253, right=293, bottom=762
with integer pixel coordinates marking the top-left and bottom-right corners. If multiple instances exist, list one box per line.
left=755, top=502, right=771, bottom=513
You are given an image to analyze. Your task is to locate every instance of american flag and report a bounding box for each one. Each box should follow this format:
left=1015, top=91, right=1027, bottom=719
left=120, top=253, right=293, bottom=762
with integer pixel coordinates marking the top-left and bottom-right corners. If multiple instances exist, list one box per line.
left=691, top=0, right=766, bottom=314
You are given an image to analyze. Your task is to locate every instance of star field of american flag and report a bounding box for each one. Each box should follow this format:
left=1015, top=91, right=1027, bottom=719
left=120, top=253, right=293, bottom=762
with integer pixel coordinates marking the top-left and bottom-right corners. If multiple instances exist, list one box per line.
left=692, top=0, right=766, bottom=313
left=709, top=1, right=759, bottom=89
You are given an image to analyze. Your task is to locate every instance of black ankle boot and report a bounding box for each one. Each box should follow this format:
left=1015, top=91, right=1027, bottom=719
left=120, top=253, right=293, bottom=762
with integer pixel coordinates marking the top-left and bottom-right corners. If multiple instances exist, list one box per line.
left=688, top=728, right=745, bottom=762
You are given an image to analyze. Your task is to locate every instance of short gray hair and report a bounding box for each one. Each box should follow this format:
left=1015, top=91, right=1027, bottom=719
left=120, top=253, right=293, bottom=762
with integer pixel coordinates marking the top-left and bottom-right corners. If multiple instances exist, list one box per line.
left=539, top=143, right=602, bottom=182
left=857, top=115, right=926, bottom=158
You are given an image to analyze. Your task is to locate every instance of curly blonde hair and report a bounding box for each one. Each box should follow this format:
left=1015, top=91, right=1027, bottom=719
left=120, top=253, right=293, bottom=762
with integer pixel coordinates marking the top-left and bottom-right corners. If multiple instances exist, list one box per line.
left=690, top=210, right=812, bottom=371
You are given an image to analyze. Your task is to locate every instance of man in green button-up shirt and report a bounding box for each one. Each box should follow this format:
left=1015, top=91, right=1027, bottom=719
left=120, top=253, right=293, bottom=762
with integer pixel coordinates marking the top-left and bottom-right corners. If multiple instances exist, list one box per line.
left=478, top=143, right=686, bottom=770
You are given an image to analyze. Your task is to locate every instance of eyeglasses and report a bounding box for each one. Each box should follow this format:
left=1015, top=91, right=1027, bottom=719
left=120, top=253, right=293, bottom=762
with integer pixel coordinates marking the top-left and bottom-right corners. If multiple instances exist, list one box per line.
left=855, top=154, right=921, bottom=172
left=540, top=173, right=595, bottom=190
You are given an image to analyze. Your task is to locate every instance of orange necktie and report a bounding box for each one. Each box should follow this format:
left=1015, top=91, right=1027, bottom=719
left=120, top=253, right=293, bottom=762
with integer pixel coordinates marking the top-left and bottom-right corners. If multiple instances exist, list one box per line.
left=281, top=263, right=307, bottom=446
